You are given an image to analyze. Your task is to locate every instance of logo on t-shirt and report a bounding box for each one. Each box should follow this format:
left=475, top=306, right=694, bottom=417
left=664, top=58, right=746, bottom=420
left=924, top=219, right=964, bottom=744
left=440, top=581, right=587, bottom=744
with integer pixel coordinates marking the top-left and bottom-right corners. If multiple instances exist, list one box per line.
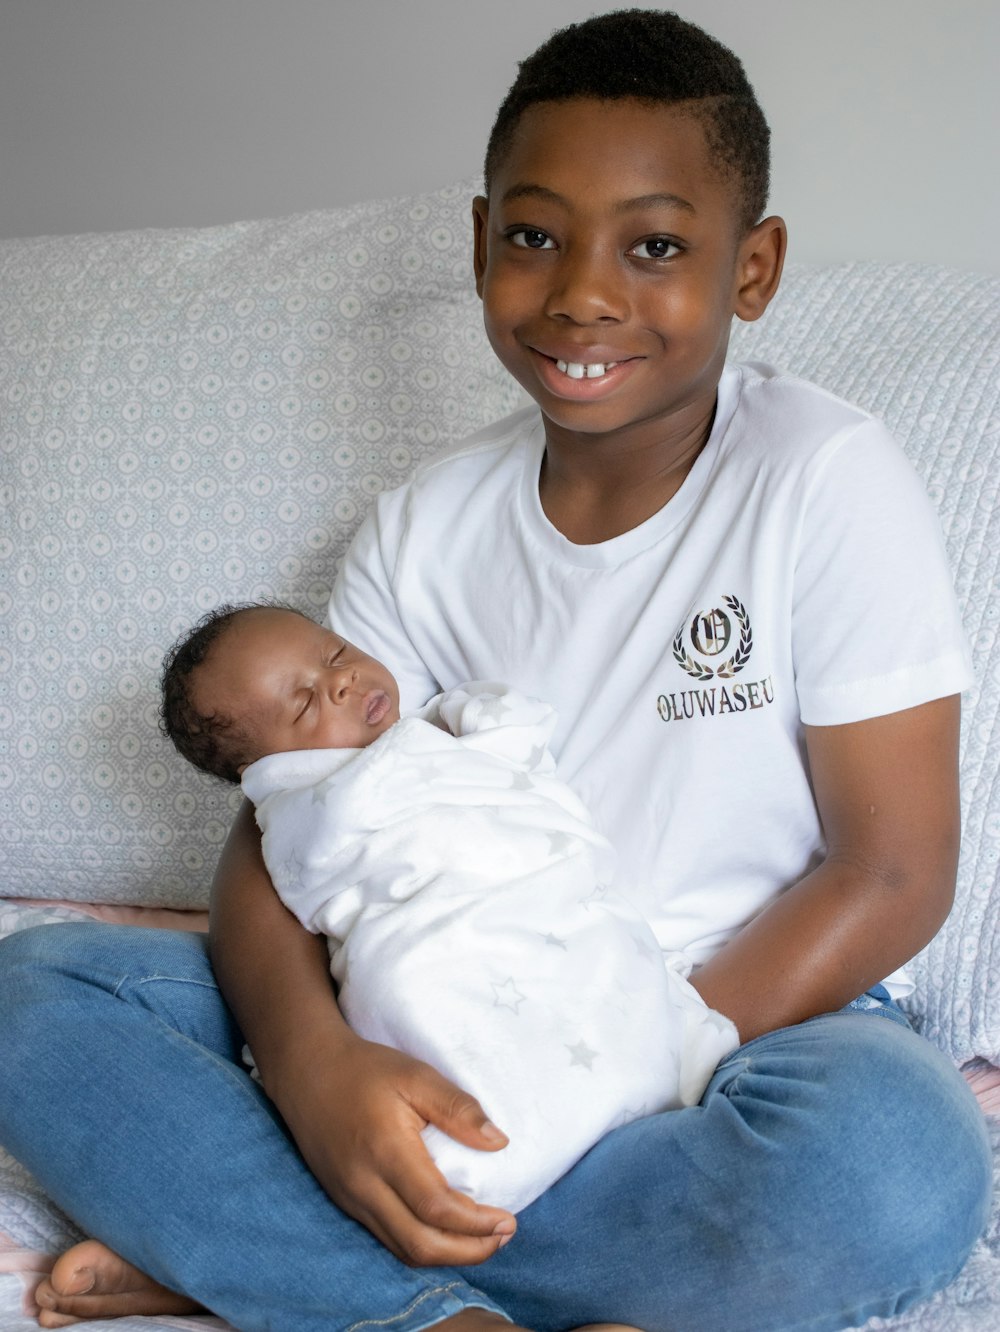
left=659, top=594, right=775, bottom=723
left=672, top=594, right=752, bottom=681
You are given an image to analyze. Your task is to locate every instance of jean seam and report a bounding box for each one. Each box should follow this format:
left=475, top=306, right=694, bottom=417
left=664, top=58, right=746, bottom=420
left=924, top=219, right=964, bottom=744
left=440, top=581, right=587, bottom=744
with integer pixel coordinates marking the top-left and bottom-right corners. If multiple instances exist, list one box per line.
left=113, top=975, right=220, bottom=999
left=713, top=1052, right=751, bottom=1097
left=345, top=1281, right=496, bottom=1332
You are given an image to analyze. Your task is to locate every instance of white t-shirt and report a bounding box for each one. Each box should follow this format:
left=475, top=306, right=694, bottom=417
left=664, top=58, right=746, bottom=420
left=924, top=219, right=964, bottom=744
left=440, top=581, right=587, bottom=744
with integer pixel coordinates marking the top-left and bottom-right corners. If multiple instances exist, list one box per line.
left=330, top=362, right=973, bottom=994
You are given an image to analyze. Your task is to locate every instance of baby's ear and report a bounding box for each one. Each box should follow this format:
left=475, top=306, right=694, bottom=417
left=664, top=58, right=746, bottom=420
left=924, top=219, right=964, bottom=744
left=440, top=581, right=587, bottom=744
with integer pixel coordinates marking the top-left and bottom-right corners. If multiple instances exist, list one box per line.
left=733, top=215, right=786, bottom=323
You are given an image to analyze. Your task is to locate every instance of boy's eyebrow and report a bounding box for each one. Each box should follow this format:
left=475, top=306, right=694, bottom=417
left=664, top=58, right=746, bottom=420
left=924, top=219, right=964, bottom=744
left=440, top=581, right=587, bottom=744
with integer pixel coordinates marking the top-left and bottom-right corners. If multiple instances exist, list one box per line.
left=499, top=184, right=695, bottom=215
left=615, top=192, right=696, bottom=216
left=499, top=183, right=566, bottom=207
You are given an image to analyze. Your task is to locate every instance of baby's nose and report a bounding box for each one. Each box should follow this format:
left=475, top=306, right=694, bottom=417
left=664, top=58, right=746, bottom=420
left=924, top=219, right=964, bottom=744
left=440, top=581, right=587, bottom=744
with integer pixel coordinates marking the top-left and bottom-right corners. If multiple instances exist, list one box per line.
left=329, top=665, right=356, bottom=701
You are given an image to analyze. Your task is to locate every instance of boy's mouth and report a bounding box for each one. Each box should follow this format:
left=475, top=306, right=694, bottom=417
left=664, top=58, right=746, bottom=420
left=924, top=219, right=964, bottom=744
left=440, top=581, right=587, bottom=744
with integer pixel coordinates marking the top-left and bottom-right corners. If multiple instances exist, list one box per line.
left=532, top=349, right=636, bottom=398
left=555, top=358, right=619, bottom=381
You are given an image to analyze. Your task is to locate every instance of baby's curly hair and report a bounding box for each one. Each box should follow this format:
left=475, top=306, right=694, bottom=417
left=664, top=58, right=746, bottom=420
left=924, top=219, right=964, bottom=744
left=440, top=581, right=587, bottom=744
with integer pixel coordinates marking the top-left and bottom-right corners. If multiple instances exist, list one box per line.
left=160, top=601, right=299, bottom=784
left=484, top=8, right=771, bottom=233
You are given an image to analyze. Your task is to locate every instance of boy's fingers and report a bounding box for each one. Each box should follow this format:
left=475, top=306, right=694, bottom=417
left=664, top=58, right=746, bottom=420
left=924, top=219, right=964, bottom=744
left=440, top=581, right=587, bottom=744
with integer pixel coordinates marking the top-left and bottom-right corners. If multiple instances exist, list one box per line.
left=357, top=1171, right=514, bottom=1268
left=299, top=1042, right=516, bottom=1261
left=384, top=1137, right=516, bottom=1238
left=407, top=1071, right=509, bottom=1151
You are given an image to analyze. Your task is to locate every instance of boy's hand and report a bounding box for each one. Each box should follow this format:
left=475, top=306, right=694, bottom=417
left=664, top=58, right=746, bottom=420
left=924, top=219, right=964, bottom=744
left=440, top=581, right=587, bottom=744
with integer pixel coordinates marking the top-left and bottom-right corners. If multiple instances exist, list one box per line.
left=272, top=1031, right=517, bottom=1267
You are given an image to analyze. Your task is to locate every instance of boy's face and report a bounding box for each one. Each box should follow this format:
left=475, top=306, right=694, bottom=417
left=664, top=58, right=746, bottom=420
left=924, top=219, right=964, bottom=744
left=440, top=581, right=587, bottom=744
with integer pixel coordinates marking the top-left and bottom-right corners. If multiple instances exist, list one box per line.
left=190, top=608, right=400, bottom=769
left=473, top=98, right=782, bottom=447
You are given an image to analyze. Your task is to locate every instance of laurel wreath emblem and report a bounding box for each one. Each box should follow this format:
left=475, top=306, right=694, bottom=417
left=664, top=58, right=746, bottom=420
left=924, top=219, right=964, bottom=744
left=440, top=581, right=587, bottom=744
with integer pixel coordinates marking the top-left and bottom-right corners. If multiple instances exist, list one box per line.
left=672, top=594, right=753, bottom=681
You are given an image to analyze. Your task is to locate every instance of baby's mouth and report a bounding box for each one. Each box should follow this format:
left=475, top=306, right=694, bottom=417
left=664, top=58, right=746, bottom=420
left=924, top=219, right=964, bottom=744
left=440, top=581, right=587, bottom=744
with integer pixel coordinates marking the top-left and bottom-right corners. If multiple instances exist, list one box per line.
left=365, top=691, right=392, bottom=726
left=554, top=358, right=619, bottom=380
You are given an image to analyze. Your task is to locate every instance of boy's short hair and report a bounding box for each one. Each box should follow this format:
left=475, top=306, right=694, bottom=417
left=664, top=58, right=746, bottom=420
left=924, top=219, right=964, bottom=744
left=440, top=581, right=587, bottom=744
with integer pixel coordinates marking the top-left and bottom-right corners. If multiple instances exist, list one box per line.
left=160, top=601, right=303, bottom=784
left=484, top=8, right=770, bottom=233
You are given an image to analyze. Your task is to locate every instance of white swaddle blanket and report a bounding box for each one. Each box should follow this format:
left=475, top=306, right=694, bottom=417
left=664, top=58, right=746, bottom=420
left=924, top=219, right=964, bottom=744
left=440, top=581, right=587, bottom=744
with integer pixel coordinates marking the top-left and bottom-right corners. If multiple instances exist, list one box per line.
left=242, top=683, right=738, bottom=1213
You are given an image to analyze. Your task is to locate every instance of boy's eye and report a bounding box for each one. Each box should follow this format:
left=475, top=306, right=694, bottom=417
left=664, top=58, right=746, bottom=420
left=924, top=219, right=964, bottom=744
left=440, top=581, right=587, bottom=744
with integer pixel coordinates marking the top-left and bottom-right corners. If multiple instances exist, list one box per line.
left=630, top=237, right=681, bottom=260
left=509, top=228, right=555, bottom=251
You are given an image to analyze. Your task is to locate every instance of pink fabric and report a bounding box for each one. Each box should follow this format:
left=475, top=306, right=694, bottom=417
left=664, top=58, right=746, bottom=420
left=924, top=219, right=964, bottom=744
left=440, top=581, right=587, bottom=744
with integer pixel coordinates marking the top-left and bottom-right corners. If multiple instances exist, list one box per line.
left=963, top=1058, right=1000, bottom=1117
left=18, top=900, right=209, bottom=933
left=0, top=1250, right=51, bottom=1275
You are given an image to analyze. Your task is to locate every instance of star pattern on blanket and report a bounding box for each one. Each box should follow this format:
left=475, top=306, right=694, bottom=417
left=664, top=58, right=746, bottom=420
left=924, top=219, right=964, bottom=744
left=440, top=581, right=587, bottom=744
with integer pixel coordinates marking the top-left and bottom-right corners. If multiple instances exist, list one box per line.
left=526, top=743, right=548, bottom=770
left=492, top=977, right=528, bottom=1014
left=546, top=831, right=578, bottom=858
left=510, top=770, right=534, bottom=792
left=540, top=932, right=569, bottom=950
left=631, top=931, right=661, bottom=964
left=477, top=694, right=513, bottom=724
left=609, top=1102, right=649, bottom=1129
left=580, top=882, right=609, bottom=909
left=418, top=757, right=450, bottom=782
left=277, top=849, right=304, bottom=890
left=396, top=756, right=450, bottom=786
left=566, top=1039, right=599, bottom=1070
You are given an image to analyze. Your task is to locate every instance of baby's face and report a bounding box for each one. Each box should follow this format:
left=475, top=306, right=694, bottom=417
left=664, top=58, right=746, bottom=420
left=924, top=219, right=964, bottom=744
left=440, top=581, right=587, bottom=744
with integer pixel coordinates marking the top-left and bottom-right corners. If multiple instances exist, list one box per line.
left=191, top=608, right=401, bottom=768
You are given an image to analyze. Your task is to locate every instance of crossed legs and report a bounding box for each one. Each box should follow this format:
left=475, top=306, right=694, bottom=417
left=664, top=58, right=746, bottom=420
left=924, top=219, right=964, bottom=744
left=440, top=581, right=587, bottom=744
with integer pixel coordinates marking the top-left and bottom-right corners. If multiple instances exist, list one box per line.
left=1, top=923, right=991, bottom=1332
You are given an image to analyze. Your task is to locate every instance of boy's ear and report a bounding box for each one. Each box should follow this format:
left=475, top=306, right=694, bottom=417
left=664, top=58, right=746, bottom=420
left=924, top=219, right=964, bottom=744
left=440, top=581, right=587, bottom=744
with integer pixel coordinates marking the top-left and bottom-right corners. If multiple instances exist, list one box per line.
left=733, top=215, right=787, bottom=323
left=472, top=196, right=489, bottom=298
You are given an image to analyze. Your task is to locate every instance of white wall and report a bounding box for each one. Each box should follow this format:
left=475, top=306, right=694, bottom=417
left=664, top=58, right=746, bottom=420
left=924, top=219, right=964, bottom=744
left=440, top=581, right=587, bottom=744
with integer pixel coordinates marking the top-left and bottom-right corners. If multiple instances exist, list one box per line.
left=2, top=0, right=998, bottom=275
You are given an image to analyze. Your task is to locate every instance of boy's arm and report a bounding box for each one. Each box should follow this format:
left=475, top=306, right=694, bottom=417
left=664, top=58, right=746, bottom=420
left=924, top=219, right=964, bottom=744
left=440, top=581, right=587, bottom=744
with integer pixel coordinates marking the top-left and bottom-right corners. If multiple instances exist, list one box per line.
left=209, top=801, right=517, bottom=1265
left=690, top=694, right=960, bottom=1042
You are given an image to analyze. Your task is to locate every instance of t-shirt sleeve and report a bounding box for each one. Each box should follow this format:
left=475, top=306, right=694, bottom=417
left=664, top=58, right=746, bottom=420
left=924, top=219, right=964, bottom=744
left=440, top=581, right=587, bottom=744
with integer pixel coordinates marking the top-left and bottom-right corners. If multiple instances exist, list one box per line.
left=329, top=488, right=441, bottom=713
left=792, top=418, right=973, bottom=725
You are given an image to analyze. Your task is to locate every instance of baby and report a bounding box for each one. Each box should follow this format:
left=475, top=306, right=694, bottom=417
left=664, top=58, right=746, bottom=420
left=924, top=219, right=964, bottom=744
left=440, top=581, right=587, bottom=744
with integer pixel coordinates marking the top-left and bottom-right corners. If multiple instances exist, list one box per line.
left=161, top=602, right=738, bottom=1212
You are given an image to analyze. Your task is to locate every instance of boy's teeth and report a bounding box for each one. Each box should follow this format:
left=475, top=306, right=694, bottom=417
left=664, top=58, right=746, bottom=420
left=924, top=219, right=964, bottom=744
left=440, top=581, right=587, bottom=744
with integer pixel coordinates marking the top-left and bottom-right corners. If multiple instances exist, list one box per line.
left=556, top=359, right=617, bottom=379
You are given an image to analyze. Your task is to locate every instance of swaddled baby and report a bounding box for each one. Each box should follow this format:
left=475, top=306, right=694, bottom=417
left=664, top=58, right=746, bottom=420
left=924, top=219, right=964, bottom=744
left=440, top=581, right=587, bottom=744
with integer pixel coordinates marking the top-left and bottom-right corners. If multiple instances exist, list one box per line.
left=161, top=602, right=738, bottom=1212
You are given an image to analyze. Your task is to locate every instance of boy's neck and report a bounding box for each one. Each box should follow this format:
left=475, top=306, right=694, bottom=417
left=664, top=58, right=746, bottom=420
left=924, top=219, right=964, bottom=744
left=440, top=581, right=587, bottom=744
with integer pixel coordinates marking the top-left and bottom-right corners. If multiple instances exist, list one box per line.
left=537, top=396, right=717, bottom=545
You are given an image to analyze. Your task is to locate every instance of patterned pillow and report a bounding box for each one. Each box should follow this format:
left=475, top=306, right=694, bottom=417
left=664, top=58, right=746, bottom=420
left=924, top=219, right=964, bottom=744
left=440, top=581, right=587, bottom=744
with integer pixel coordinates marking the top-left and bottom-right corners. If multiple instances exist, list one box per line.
left=0, top=182, right=520, bottom=908
left=731, top=262, right=1000, bottom=1065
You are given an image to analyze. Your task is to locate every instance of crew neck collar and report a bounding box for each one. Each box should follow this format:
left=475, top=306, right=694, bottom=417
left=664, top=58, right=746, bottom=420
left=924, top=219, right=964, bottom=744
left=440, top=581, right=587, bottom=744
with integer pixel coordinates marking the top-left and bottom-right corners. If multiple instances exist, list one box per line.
left=517, top=363, right=741, bottom=569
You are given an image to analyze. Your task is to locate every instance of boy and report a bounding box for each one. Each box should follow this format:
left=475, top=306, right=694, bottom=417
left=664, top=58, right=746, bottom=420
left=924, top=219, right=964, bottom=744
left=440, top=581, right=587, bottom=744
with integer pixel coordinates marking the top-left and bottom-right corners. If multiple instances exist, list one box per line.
left=12, top=10, right=990, bottom=1332
left=159, top=601, right=737, bottom=1214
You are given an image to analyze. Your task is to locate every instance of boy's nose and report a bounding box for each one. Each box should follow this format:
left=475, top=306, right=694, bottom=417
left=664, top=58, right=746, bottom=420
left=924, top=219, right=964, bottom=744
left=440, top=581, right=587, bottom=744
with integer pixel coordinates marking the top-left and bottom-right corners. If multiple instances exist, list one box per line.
left=544, top=246, right=627, bottom=324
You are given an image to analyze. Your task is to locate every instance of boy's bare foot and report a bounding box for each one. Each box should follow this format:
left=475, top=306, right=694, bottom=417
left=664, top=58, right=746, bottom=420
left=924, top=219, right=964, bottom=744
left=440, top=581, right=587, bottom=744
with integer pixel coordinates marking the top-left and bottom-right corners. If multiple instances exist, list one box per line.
left=31, top=1246, right=642, bottom=1331
left=33, top=1240, right=202, bottom=1327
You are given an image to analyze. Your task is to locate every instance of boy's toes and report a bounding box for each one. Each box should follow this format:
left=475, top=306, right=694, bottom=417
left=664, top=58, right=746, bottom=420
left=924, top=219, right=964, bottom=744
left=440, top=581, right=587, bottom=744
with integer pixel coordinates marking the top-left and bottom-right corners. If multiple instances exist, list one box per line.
left=37, top=1306, right=90, bottom=1330
left=33, top=1239, right=201, bottom=1324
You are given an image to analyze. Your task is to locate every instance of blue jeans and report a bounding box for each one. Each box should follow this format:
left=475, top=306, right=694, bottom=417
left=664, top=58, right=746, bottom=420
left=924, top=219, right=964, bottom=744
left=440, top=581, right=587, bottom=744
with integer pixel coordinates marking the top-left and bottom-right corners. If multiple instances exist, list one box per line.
left=0, top=923, right=990, bottom=1332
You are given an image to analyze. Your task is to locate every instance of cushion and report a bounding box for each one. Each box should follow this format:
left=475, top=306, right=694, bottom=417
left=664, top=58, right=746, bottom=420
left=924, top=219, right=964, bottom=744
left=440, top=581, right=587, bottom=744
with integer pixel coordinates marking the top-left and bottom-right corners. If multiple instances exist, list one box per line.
left=0, top=182, right=520, bottom=909
left=731, top=261, right=1000, bottom=1065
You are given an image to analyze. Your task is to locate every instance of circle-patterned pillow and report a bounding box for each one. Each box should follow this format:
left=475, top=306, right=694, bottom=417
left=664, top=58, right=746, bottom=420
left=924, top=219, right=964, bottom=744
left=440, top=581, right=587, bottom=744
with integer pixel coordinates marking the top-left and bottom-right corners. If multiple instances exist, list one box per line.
left=0, top=181, right=520, bottom=907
